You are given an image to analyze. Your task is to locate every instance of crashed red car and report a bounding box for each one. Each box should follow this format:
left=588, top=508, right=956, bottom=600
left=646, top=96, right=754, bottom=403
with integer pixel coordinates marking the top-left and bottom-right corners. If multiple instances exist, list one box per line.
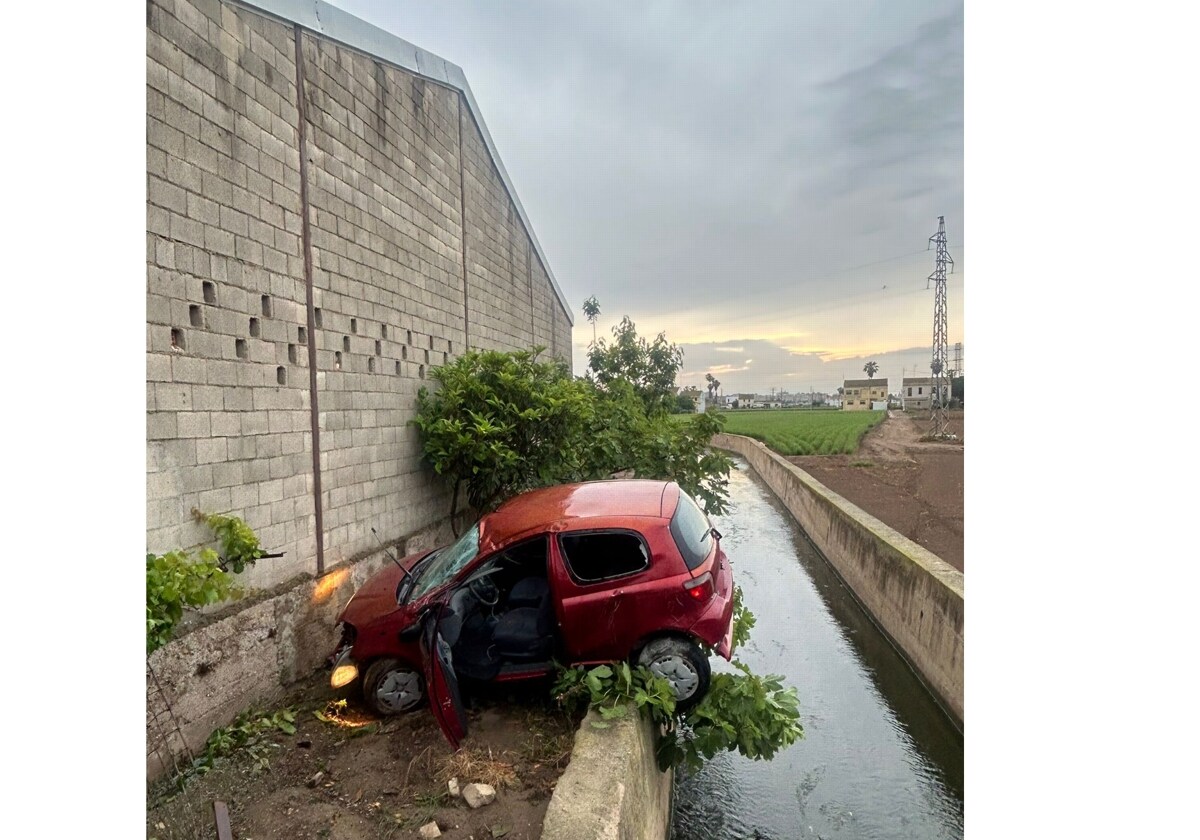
left=328, top=479, right=734, bottom=748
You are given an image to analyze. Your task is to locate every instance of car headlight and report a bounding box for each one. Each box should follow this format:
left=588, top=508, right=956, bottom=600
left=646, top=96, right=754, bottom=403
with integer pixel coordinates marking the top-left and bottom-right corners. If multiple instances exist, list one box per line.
left=329, top=645, right=359, bottom=689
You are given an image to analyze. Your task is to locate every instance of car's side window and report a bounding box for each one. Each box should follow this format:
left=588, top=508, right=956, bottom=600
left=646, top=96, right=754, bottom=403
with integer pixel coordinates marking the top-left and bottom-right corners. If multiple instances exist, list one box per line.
left=558, top=531, right=649, bottom=584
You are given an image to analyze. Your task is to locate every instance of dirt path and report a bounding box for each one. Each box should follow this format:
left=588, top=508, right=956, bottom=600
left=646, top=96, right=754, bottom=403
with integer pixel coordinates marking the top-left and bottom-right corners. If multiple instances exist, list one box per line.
left=148, top=671, right=579, bottom=840
left=788, top=411, right=964, bottom=571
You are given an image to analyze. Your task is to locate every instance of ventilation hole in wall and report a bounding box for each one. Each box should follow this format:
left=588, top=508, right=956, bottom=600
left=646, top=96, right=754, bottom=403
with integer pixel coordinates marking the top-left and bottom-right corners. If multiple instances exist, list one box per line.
left=261, top=295, right=272, bottom=317
left=277, top=366, right=287, bottom=385
left=334, top=351, right=342, bottom=371
left=249, top=317, right=260, bottom=337
left=407, top=329, right=412, bottom=345
left=343, top=336, right=351, bottom=352
left=298, top=326, right=307, bottom=345
left=424, top=349, right=430, bottom=364
left=375, top=340, right=382, bottom=356
left=202, top=281, right=217, bottom=305
left=382, top=324, right=388, bottom=339
left=429, top=335, right=434, bottom=349
left=314, top=308, right=323, bottom=328
left=235, top=338, right=248, bottom=359
left=395, top=360, right=402, bottom=375
left=189, top=305, right=203, bottom=327
left=288, top=344, right=298, bottom=364
left=448, top=341, right=453, bottom=354
left=402, top=346, right=408, bottom=360
left=351, top=317, right=358, bottom=333
left=171, top=328, right=186, bottom=350
left=444, top=352, right=449, bottom=365
left=418, top=364, right=425, bottom=379
left=368, top=356, right=376, bottom=373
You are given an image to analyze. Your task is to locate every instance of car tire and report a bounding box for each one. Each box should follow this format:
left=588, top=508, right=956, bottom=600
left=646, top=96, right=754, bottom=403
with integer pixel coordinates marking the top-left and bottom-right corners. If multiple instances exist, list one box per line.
left=362, top=659, right=424, bottom=716
left=636, top=637, right=711, bottom=713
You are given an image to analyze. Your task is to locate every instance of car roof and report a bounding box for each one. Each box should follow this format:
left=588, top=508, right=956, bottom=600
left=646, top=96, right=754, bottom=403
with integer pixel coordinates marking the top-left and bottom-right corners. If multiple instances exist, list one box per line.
left=478, top=480, right=680, bottom=555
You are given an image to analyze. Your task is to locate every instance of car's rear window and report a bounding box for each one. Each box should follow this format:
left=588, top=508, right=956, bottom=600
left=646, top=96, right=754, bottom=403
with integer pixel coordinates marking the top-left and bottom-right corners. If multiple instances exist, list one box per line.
left=559, top=531, right=649, bottom=583
left=669, top=492, right=713, bottom=571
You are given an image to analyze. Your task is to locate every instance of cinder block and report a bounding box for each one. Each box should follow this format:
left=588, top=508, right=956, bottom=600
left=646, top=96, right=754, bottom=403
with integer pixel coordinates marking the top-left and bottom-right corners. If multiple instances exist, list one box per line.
left=177, top=412, right=212, bottom=438
left=196, top=437, right=228, bottom=464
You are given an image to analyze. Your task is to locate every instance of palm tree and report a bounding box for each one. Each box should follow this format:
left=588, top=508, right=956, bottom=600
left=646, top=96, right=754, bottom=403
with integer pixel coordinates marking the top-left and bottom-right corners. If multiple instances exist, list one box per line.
left=582, top=296, right=601, bottom=344
left=863, top=361, right=879, bottom=379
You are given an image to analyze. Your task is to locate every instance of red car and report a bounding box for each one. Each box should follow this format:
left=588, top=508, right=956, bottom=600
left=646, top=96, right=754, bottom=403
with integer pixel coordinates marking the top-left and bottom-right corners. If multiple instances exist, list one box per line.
left=328, top=479, right=734, bottom=748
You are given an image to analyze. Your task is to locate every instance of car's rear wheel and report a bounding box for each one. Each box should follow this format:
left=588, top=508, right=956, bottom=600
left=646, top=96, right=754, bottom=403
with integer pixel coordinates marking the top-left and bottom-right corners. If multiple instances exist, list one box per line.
left=636, top=637, right=711, bottom=713
left=362, top=659, right=424, bottom=716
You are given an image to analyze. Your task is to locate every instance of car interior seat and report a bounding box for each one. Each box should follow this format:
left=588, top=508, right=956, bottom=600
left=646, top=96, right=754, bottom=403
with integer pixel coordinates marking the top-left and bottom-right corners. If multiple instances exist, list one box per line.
left=491, top=576, right=554, bottom=661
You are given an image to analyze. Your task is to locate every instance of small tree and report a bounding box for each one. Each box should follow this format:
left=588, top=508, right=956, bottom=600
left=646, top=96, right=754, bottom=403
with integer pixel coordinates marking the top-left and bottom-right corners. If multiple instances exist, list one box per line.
left=863, top=361, right=879, bottom=379
left=587, top=316, right=684, bottom=417
left=582, top=296, right=601, bottom=344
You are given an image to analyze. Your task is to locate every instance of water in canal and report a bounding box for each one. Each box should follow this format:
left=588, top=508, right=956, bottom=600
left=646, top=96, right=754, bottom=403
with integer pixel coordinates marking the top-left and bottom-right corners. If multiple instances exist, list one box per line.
left=672, top=459, right=963, bottom=840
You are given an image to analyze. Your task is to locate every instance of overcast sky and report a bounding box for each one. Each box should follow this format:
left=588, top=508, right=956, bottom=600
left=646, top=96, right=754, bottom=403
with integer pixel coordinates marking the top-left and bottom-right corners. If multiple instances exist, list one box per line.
left=330, top=0, right=964, bottom=395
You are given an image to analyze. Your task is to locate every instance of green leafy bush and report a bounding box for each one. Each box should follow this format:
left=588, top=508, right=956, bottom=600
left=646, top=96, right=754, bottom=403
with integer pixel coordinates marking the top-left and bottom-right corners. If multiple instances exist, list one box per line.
left=146, top=549, right=239, bottom=654
left=553, top=661, right=677, bottom=725
left=146, top=513, right=265, bottom=654
left=195, top=509, right=267, bottom=573
left=658, top=661, right=802, bottom=772
left=412, top=347, right=733, bottom=517
left=552, top=595, right=802, bottom=772
left=729, top=584, right=756, bottom=656
left=412, top=347, right=594, bottom=516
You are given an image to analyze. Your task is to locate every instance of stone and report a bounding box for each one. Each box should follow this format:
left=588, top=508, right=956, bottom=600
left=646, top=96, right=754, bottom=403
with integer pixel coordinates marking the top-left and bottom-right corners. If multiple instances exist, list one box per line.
left=306, top=771, right=323, bottom=788
left=462, top=783, right=496, bottom=809
left=447, top=777, right=460, bottom=798
left=418, top=821, right=442, bottom=839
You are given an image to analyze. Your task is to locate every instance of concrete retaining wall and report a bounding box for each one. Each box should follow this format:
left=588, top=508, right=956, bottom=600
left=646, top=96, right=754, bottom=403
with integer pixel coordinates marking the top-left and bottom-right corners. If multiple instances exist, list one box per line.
left=712, top=433, right=964, bottom=727
left=541, top=708, right=673, bottom=840
left=146, top=516, right=455, bottom=781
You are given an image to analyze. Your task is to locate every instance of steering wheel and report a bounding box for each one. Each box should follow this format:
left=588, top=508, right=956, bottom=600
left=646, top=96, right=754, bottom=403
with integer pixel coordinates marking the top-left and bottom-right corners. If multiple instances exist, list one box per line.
left=468, top=576, right=500, bottom=606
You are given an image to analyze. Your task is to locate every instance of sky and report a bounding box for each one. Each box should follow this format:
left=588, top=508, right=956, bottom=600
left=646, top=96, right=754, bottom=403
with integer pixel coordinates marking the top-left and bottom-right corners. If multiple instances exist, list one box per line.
left=329, top=0, right=964, bottom=396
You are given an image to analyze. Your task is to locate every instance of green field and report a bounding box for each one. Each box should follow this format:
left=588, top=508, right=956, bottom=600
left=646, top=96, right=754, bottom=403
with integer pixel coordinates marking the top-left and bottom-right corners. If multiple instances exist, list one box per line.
left=711, top=409, right=885, bottom=455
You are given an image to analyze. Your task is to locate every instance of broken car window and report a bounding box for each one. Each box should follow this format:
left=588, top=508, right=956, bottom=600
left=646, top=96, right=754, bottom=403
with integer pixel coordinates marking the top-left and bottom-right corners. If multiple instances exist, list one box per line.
left=559, top=532, right=649, bottom=583
left=409, top=524, right=480, bottom=600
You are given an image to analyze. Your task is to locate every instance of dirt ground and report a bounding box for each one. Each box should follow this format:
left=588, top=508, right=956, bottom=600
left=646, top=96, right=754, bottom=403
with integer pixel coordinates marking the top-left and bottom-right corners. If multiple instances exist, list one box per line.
left=148, top=671, right=581, bottom=840
left=788, top=410, right=964, bottom=572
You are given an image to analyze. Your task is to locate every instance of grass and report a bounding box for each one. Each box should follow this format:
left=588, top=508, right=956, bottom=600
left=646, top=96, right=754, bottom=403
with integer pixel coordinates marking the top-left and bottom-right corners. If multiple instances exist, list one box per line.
left=710, top=409, right=886, bottom=455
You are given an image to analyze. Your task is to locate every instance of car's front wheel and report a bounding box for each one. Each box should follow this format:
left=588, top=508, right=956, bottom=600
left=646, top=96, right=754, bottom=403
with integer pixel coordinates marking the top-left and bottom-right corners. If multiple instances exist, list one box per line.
left=362, top=658, right=424, bottom=716
left=636, top=637, right=711, bottom=713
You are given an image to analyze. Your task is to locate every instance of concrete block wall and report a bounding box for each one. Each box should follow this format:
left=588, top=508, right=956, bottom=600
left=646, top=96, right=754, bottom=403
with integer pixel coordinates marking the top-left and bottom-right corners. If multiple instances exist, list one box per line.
left=147, top=0, right=573, bottom=592
left=147, top=0, right=316, bottom=589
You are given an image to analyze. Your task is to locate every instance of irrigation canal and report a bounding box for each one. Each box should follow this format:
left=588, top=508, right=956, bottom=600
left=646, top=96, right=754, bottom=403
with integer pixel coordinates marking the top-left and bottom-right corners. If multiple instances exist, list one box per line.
left=672, top=458, right=963, bottom=840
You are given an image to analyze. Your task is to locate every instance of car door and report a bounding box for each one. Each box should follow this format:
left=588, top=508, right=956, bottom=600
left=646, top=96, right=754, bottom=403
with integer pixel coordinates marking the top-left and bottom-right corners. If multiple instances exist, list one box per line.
left=551, top=528, right=662, bottom=661
left=419, top=612, right=468, bottom=750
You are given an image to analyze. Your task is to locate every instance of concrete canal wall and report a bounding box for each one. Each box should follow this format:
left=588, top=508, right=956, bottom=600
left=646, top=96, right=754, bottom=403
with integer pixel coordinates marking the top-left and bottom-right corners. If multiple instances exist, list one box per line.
left=541, top=708, right=673, bottom=840
left=712, top=433, right=964, bottom=728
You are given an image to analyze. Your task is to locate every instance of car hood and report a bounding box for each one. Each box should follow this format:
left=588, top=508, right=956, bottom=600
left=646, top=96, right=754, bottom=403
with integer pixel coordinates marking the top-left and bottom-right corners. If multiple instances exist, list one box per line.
left=338, top=550, right=430, bottom=626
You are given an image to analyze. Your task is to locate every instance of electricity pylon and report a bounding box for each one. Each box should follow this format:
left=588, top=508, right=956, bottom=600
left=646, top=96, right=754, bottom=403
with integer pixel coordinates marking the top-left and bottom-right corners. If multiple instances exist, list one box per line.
left=927, top=216, right=955, bottom=438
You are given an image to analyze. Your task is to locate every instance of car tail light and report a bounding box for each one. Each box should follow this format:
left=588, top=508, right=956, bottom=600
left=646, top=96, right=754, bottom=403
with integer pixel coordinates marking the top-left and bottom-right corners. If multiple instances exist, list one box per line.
left=683, top=571, right=713, bottom=603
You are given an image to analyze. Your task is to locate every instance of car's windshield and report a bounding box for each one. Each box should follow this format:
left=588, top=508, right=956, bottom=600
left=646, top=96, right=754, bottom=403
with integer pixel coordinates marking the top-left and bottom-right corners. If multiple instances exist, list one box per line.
left=407, top=523, right=480, bottom=600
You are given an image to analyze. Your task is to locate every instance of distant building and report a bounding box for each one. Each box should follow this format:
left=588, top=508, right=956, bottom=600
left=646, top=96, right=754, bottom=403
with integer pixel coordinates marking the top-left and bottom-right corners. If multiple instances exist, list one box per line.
left=842, top=378, right=888, bottom=411
left=901, top=377, right=949, bottom=411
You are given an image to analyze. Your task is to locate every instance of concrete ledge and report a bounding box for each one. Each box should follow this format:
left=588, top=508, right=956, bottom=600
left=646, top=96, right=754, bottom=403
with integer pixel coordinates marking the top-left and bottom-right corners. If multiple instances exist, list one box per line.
left=541, top=708, right=672, bottom=840
left=712, top=433, right=964, bottom=728
left=146, top=517, right=456, bottom=781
